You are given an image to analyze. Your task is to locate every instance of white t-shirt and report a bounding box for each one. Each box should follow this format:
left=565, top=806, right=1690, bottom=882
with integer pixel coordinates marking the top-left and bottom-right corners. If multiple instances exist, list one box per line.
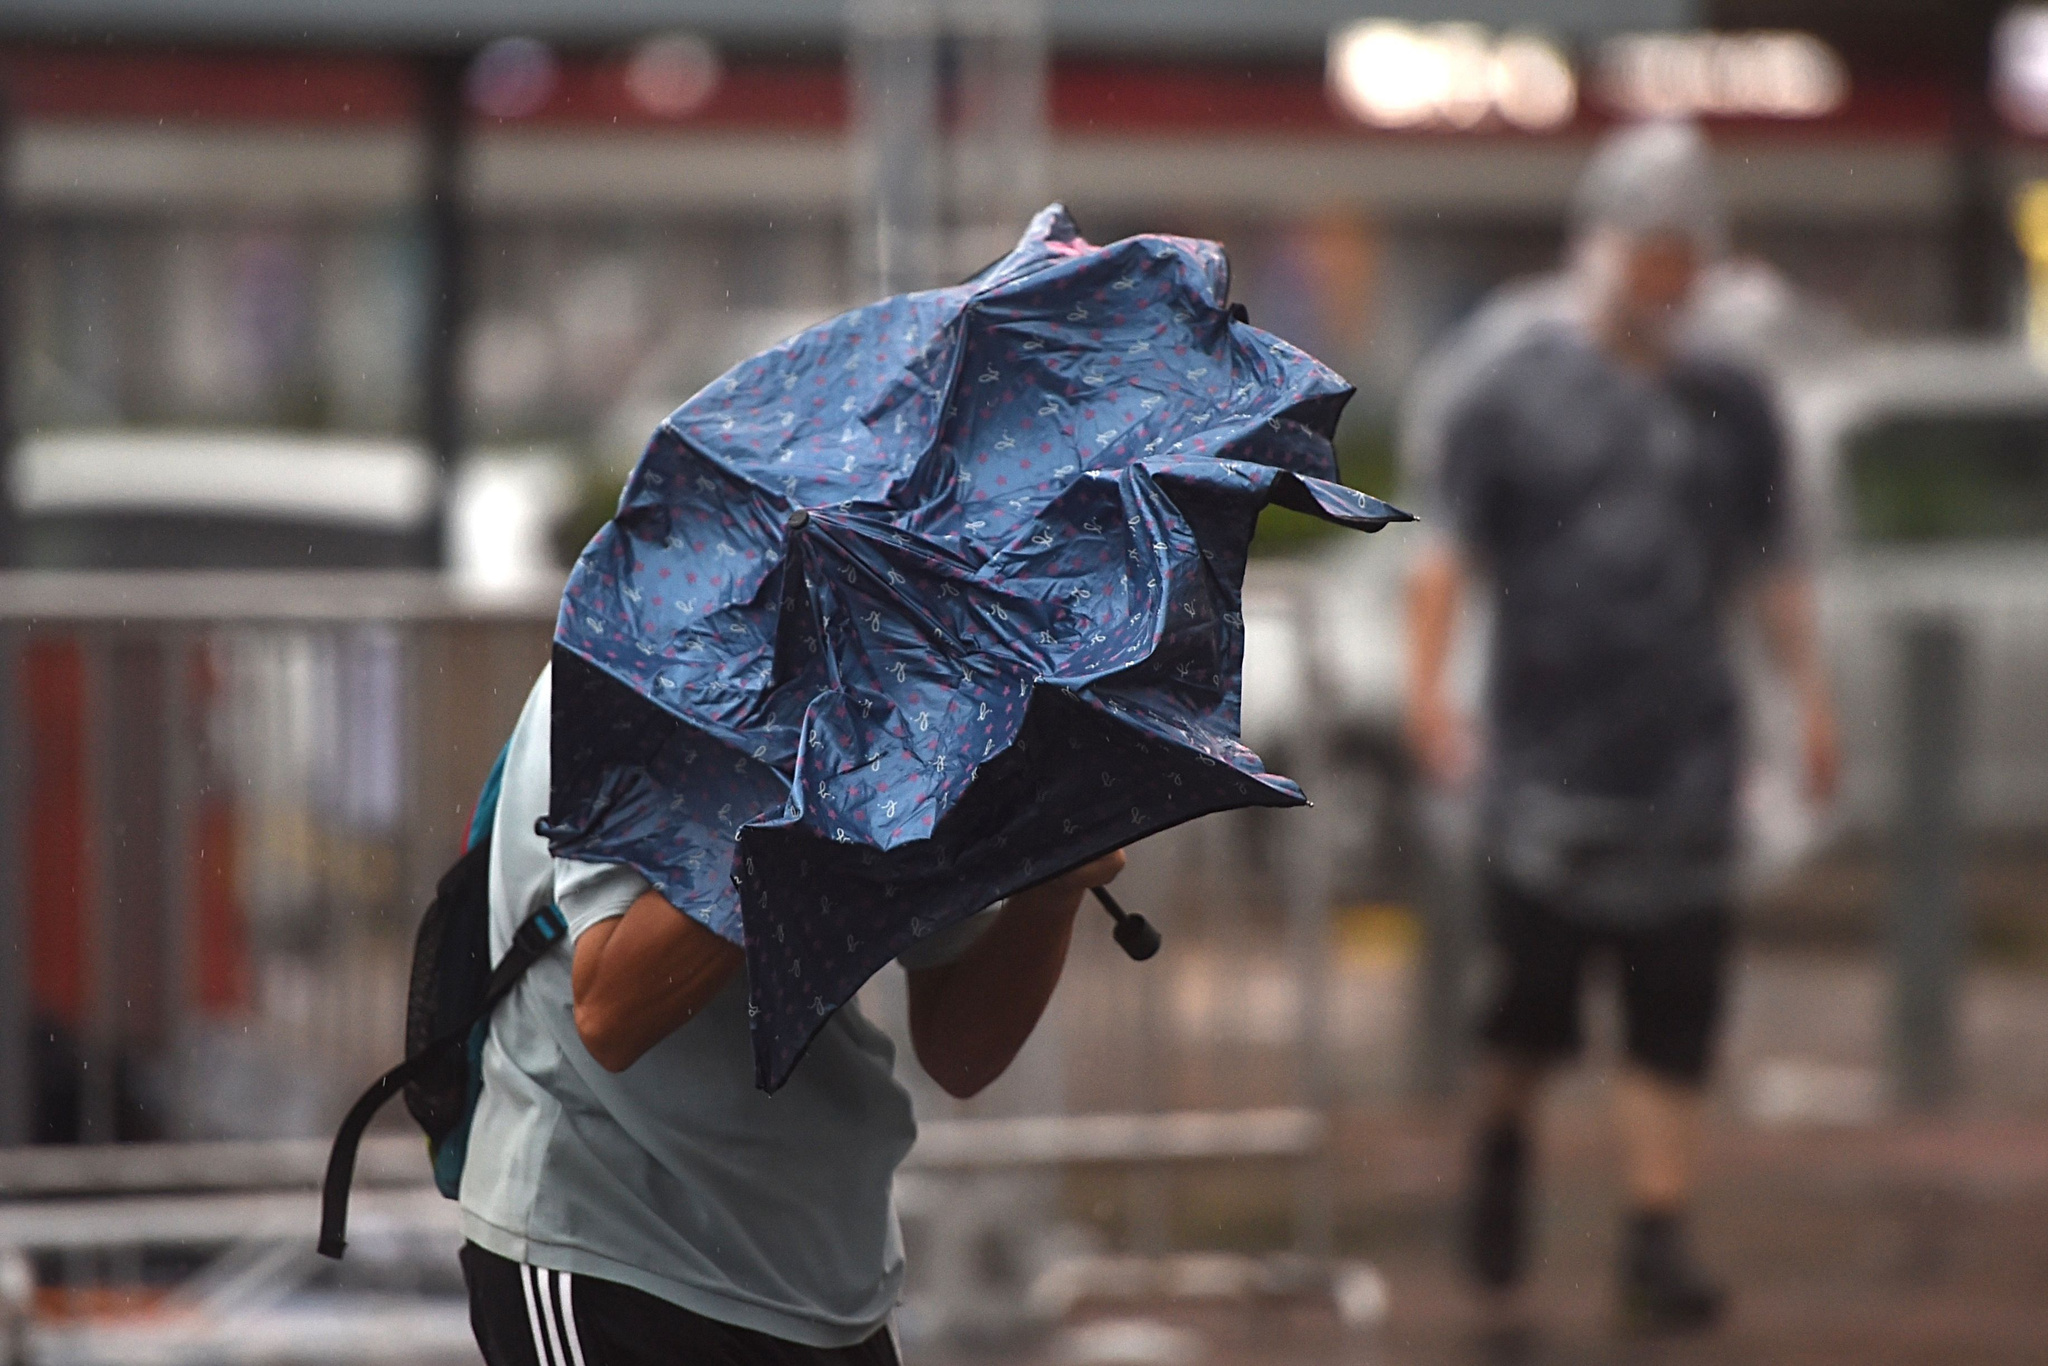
left=459, top=665, right=988, bottom=1347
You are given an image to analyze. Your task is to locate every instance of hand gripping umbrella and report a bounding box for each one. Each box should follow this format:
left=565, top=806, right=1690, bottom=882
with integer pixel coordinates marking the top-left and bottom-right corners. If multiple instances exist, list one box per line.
left=543, top=205, right=1410, bottom=1090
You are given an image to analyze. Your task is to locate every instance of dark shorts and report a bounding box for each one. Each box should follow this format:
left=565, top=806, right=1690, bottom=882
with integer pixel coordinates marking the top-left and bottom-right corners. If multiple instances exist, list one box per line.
left=1477, top=879, right=1730, bottom=1085
left=461, top=1243, right=901, bottom=1366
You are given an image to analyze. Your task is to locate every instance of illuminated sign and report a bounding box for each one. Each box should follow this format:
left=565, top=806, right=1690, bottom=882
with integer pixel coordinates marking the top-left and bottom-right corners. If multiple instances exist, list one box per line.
left=467, top=37, right=559, bottom=120
left=1997, top=8, right=2048, bottom=135
left=1597, top=31, right=1848, bottom=120
left=626, top=33, right=722, bottom=120
left=1327, top=21, right=1576, bottom=132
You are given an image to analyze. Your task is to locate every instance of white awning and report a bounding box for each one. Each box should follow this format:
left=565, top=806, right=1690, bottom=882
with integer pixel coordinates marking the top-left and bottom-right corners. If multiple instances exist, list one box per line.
left=12, top=431, right=441, bottom=528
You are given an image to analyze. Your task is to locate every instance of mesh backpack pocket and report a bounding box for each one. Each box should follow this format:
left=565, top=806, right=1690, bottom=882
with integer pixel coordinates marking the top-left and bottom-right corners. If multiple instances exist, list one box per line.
left=319, top=739, right=565, bottom=1259
left=403, top=837, right=495, bottom=1143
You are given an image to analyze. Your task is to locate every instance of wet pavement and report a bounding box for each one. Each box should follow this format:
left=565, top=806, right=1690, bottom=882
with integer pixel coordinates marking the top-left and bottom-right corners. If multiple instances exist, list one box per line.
left=20, top=948, right=2048, bottom=1365
left=1356, top=1115, right=2048, bottom=1366
left=913, top=945, right=2048, bottom=1366
left=916, top=1106, right=2048, bottom=1365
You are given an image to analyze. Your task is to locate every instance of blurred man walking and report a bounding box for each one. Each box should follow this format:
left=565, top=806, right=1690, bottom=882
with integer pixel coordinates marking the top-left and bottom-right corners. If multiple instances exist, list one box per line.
left=1403, top=121, right=1839, bottom=1332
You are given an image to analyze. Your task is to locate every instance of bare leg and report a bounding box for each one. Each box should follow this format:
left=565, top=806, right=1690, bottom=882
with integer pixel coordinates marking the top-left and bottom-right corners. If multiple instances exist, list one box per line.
left=1613, top=1067, right=1723, bottom=1331
left=1613, top=1067, right=1702, bottom=1212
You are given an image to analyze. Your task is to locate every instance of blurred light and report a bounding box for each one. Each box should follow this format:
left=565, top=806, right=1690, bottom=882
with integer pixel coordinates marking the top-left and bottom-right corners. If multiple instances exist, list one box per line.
left=450, top=452, right=576, bottom=596
left=625, top=33, right=723, bottom=119
left=2012, top=180, right=2048, bottom=358
left=1597, top=31, right=1847, bottom=120
left=467, top=37, right=559, bottom=120
left=1492, top=33, right=1579, bottom=131
left=1329, top=22, right=1453, bottom=129
left=1327, top=21, right=1576, bottom=132
left=1995, top=8, right=2048, bottom=135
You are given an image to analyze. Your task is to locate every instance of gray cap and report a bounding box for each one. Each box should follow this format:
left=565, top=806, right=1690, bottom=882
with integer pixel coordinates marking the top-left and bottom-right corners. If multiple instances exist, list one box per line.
left=1570, top=120, right=1726, bottom=253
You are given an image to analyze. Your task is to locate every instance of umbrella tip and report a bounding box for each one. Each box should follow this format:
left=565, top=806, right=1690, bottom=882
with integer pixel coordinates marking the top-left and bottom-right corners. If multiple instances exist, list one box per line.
left=1113, top=911, right=1163, bottom=961
left=785, top=509, right=810, bottom=531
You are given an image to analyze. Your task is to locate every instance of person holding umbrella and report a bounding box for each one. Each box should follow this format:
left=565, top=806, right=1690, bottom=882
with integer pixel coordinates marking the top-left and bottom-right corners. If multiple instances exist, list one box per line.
left=1403, top=122, right=1839, bottom=1331
left=456, top=658, right=1125, bottom=1366
left=453, top=209, right=1407, bottom=1365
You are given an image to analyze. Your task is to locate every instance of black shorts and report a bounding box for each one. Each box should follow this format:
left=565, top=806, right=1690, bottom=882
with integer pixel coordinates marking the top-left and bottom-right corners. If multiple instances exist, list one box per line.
left=1477, top=879, right=1730, bottom=1085
left=461, top=1243, right=901, bottom=1366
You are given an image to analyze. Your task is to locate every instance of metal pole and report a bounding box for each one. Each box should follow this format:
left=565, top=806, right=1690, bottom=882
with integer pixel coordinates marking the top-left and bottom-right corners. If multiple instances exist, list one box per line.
left=946, top=0, right=1048, bottom=279
left=0, top=77, right=21, bottom=569
left=0, top=627, right=27, bottom=1145
left=1285, top=578, right=1336, bottom=1261
left=1125, top=948, right=1171, bottom=1257
left=848, top=0, right=942, bottom=299
left=1109, top=823, right=1175, bottom=1258
left=81, top=637, right=119, bottom=1141
left=1946, top=1, right=2010, bottom=335
left=158, top=633, right=196, bottom=1136
left=1891, top=615, right=1967, bottom=1109
left=419, top=53, right=469, bottom=568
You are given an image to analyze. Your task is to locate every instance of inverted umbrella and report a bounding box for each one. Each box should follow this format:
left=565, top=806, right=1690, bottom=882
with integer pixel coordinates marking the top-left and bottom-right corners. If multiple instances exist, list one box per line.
left=544, top=205, right=1410, bottom=1090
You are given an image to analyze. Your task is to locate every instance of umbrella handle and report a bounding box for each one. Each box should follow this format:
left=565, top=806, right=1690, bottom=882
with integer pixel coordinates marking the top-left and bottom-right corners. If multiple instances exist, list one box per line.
left=1091, top=886, right=1161, bottom=961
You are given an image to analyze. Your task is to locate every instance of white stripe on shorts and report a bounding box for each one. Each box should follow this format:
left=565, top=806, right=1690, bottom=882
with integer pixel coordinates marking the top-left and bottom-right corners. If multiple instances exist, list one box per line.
left=537, top=1268, right=571, bottom=1366
left=558, top=1271, right=590, bottom=1366
left=519, top=1264, right=554, bottom=1366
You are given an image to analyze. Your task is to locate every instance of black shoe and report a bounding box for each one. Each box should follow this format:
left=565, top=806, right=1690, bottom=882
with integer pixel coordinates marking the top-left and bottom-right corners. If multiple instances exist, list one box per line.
left=1463, top=1121, right=1529, bottom=1291
left=1620, top=1211, right=1726, bottom=1334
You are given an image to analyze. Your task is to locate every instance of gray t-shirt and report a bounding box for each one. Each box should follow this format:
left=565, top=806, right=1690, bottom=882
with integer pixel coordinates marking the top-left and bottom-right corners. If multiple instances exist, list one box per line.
left=1438, top=326, right=1791, bottom=920
left=459, top=666, right=988, bottom=1347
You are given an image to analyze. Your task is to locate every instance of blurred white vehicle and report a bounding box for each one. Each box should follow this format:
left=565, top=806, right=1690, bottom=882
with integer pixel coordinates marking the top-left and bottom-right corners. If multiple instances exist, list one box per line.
left=1245, top=339, right=2048, bottom=895
left=12, top=430, right=573, bottom=591
left=1784, top=342, right=2048, bottom=841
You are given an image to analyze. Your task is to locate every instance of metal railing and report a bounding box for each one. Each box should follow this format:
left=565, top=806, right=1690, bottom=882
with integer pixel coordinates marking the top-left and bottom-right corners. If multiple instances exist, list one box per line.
left=0, top=559, right=2027, bottom=1356
left=0, top=566, right=1347, bottom=1153
left=0, top=572, right=559, bottom=1148
left=1, top=560, right=2027, bottom=1148
left=0, top=567, right=1360, bottom=1355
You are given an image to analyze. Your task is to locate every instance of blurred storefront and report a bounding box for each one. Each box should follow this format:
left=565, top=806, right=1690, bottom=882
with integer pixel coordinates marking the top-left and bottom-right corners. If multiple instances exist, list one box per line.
left=0, top=1, right=2030, bottom=516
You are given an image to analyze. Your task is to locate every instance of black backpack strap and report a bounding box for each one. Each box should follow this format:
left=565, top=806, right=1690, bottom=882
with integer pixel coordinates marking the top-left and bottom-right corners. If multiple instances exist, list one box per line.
left=479, top=902, right=573, bottom=1010
left=317, top=903, right=568, bottom=1259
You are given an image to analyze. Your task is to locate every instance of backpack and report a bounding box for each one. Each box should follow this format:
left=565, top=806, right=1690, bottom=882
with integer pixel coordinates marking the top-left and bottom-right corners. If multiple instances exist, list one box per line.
left=317, top=740, right=568, bottom=1259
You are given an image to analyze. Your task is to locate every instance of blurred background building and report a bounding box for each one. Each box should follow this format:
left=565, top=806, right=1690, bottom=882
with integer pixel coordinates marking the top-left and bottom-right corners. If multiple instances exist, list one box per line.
left=0, top=1, right=2025, bottom=566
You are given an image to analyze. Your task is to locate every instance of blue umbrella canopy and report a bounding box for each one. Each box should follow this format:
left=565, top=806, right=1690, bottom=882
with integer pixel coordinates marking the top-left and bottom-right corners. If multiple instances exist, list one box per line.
left=544, top=205, right=1410, bottom=1089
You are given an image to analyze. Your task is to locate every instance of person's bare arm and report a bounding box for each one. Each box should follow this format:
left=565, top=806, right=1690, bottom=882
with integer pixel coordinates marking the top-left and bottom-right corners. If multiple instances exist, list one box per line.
left=1406, top=540, right=1475, bottom=788
left=572, top=889, right=743, bottom=1072
left=905, top=850, right=1125, bottom=1100
left=1755, top=569, right=1840, bottom=803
